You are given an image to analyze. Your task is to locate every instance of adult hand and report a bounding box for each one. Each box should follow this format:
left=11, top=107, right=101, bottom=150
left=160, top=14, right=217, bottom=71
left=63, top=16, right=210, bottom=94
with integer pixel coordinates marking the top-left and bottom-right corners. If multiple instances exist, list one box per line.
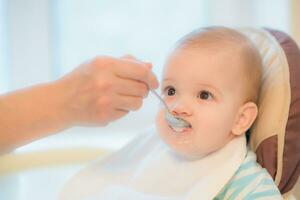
left=0, top=55, right=158, bottom=152
left=58, top=55, right=159, bottom=126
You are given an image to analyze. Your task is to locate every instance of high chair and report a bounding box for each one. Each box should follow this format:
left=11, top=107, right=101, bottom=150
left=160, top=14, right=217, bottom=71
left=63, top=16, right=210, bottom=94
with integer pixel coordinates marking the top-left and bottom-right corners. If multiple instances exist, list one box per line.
left=239, top=28, right=300, bottom=199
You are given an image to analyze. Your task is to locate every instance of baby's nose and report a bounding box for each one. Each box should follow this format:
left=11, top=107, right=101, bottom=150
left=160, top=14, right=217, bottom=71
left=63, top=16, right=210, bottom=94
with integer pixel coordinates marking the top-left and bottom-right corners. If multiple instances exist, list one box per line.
left=170, top=101, right=192, bottom=116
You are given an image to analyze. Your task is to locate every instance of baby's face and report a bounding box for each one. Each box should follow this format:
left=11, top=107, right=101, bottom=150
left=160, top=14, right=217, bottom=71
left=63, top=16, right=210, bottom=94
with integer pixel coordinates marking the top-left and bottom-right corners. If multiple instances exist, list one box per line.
left=156, top=47, right=247, bottom=158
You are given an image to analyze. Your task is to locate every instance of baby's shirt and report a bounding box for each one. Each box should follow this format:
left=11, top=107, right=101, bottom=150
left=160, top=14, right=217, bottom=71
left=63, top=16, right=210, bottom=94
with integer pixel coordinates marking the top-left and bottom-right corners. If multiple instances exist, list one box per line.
left=215, top=150, right=282, bottom=200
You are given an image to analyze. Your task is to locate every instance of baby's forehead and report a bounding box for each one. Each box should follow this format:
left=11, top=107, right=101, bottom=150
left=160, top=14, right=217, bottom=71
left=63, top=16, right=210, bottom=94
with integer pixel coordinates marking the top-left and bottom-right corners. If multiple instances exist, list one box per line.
left=162, top=49, right=250, bottom=96
left=163, top=62, right=240, bottom=88
left=164, top=27, right=262, bottom=102
left=165, top=45, right=246, bottom=76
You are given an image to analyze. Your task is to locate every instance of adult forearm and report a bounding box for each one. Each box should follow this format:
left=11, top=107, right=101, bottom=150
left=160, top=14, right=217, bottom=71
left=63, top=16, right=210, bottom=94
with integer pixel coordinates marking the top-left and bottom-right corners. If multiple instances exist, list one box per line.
left=0, top=55, right=159, bottom=154
left=0, top=81, right=72, bottom=153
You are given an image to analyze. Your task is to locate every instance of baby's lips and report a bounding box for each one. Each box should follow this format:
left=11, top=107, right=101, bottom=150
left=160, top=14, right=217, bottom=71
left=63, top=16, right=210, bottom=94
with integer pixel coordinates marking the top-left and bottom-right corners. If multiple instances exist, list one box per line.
left=183, top=119, right=192, bottom=128
left=165, top=112, right=192, bottom=128
left=177, top=116, right=192, bottom=128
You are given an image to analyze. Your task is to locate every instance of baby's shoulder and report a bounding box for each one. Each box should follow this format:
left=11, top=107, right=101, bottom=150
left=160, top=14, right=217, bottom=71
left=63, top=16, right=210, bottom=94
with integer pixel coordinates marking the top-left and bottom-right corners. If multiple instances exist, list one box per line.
left=214, top=150, right=283, bottom=200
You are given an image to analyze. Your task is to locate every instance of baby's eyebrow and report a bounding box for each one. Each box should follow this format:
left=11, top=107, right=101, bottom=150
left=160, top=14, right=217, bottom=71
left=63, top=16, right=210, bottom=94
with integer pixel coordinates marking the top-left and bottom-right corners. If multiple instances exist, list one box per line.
left=161, top=78, right=175, bottom=86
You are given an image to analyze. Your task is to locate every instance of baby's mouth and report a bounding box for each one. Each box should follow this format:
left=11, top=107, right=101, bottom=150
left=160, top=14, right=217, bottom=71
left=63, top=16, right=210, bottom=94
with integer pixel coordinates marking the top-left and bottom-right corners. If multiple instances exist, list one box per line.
left=164, top=112, right=192, bottom=133
left=169, top=125, right=192, bottom=133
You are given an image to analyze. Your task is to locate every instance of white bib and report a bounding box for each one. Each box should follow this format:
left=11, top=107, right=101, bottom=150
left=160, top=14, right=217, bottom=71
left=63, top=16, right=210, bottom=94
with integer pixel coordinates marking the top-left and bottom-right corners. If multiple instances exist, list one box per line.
left=60, top=126, right=247, bottom=200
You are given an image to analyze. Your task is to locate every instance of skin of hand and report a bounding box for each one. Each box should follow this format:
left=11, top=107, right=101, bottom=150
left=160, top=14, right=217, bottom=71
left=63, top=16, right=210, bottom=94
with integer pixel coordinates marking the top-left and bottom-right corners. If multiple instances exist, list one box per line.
left=59, top=55, right=159, bottom=126
left=0, top=55, right=159, bottom=153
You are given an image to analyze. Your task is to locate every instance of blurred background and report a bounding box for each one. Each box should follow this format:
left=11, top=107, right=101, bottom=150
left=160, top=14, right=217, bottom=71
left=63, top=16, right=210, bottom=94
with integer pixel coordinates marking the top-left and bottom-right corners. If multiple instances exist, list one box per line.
left=0, top=0, right=299, bottom=199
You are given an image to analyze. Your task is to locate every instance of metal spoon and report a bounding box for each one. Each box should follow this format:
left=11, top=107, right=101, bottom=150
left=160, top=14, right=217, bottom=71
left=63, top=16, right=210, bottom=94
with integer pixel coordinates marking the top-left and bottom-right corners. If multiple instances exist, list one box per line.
left=150, top=90, right=191, bottom=128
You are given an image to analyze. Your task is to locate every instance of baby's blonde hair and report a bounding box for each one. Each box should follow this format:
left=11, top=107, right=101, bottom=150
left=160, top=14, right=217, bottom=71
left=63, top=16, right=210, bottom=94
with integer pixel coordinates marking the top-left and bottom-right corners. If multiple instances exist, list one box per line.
left=176, top=26, right=262, bottom=103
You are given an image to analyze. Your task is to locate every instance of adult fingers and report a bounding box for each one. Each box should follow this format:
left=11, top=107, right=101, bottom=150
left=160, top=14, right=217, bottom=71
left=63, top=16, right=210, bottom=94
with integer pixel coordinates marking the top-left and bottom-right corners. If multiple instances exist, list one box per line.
left=115, top=95, right=144, bottom=111
left=110, top=109, right=129, bottom=121
left=121, top=54, right=153, bottom=69
left=113, top=58, right=159, bottom=89
left=116, top=79, right=148, bottom=98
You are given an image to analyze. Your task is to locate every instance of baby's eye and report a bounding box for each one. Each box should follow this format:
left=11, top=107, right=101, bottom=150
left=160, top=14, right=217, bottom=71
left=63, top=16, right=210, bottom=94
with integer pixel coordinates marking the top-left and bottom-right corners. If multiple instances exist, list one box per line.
left=197, top=90, right=213, bottom=100
left=164, top=86, right=176, bottom=96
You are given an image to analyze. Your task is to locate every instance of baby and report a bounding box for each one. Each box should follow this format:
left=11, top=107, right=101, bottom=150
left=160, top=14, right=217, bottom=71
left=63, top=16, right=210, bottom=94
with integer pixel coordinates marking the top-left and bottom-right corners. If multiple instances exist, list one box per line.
left=60, top=27, right=282, bottom=200
left=156, top=26, right=262, bottom=158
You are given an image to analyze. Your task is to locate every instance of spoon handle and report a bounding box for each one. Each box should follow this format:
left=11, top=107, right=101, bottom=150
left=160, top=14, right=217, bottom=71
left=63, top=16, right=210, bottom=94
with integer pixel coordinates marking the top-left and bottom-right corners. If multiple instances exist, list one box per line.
left=150, top=89, right=171, bottom=113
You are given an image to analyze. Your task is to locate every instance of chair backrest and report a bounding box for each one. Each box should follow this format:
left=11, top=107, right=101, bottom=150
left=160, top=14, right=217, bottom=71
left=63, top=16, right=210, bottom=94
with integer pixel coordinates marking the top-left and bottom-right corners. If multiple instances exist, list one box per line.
left=239, top=28, right=300, bottom=196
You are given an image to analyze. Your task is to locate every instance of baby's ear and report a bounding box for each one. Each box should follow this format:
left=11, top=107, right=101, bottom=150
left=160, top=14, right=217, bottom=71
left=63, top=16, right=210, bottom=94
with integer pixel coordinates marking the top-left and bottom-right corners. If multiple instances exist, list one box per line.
left=232, top=102, right=258, bottom=136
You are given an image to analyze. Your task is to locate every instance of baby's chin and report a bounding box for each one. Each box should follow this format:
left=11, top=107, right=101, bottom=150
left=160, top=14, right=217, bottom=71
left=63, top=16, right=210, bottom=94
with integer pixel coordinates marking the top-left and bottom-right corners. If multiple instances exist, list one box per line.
left=166, top=135, right=237, bottom=160
left=163, top=139, right=209, bottom=160
left=155, top=112, right=220, bottom=160
left=155, top=115, right=237, bottom=160
left=155, top=121, right=207, bottom=160
left=170, top=146, right=209, bottom=160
